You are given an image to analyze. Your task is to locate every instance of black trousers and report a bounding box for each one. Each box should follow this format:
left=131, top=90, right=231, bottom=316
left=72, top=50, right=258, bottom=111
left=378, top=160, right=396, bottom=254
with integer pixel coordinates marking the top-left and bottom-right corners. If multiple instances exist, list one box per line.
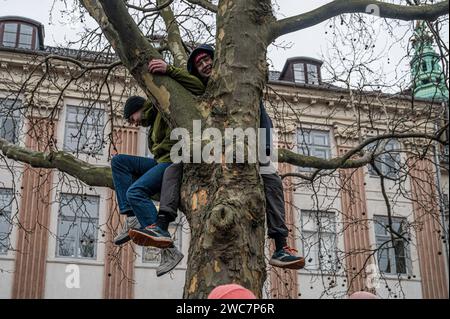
left=159, top=163, right=289, bottom=239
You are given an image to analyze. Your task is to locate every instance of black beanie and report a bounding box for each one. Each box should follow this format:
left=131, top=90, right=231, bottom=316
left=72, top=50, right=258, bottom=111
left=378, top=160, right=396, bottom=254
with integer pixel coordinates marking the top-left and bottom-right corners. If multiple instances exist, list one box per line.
left=123, top=96, right=146, bottom=120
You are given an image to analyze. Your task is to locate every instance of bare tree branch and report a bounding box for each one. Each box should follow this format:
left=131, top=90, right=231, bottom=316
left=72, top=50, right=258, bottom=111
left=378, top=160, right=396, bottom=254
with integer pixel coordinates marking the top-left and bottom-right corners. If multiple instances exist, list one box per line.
left=44, top=54, right=122, bottom=70
left=269, top=0, right=449, bottom=42
left=126, top=0, right=175, bottom=12
left=278, top=131, right=447, bottom=169
left=183, top=0, right=218, bottom=13
left=0, top=137, right=114, bottom=189
left=80, top=0, right=204, bottom=131
left=371, top=162, right=410, bottom=243
left=156, top=0, right=188, bottom=68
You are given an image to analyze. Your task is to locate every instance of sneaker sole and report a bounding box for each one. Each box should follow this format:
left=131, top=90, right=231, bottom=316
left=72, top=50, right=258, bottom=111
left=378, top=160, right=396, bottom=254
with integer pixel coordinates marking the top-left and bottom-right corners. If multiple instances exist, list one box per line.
left=269, top=258, right=306, bottom=270
left=113, top=234, right=131, bottom=246
left=128, top=229, right=173, bottom=248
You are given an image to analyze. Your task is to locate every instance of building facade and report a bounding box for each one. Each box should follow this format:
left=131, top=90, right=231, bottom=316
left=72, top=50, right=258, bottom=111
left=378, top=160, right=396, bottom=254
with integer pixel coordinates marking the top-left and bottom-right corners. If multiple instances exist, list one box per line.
left=0, top=16, right=448, bottom=299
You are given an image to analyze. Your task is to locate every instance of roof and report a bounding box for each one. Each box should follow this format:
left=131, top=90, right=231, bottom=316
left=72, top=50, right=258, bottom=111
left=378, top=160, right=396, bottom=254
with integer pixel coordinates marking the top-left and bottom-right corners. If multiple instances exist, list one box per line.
left=267, top=78, right=444, bottom=104
left=0, top=16, right=44, bottom=28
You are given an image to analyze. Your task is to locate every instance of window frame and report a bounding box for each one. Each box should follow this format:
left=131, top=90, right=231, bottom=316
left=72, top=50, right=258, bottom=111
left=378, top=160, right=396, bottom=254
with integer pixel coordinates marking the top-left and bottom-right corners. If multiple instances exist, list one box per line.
left=306, top=64, right=319, bottom=85
left=0, top=188, right=13, bottom=255
left=367, top=139, right=401, bottom=179
left=293, top=63, right=306, bottom=84
left=63, top=105, right=106, bottom=155
left=17, top=24, right=34, bottom=49
left=421, top=60, right=428, bottom=72
left=0, top=22, right=37, bottom=50
left=0, top=98, right=22, bottom=144
left=292, top=62, right=321, bottom=85
left=55, top=193, right=100, bottom=260
left=374, top=215, right=412, bottom=275
left=297, top=128, right=332, bottom=172
left=300, top=210, right=337, bottom=272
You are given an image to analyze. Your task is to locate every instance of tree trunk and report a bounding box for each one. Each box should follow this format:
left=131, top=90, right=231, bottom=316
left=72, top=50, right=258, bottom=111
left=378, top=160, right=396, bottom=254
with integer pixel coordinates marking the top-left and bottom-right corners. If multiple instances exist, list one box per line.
left=181, top=164, right=266, bottom=298
left=180, top=0, right=275, bottom=299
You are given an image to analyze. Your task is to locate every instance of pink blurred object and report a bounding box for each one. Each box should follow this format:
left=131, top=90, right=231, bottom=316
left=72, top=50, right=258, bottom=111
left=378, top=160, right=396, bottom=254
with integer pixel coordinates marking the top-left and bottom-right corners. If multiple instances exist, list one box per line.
left=207, top=284, right=257, bottom=299
left=348, top=291, right=379, bottom=299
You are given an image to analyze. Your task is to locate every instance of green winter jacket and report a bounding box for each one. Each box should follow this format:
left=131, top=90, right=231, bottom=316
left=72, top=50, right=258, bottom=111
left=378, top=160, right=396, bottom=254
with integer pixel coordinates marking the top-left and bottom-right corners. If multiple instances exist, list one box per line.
left=166, top=65, right=206, bottom=95
left=141, top=66, right=203, bottom=163
left=141, top=100, right=174, bottom=163
left=142, top=65, right=206, bottom=163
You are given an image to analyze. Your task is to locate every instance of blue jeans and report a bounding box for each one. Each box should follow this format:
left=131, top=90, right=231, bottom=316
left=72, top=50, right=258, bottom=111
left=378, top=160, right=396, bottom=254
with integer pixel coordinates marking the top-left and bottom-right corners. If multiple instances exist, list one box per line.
left=111, top=154, right=171, bottom=228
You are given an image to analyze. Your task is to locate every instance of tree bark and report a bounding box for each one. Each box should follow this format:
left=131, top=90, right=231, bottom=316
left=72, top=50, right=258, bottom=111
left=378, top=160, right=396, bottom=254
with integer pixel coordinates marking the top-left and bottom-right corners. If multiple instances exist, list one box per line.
left=179, top=0, right=275, bottom=298
left=180, top=163, right=266, bottom=298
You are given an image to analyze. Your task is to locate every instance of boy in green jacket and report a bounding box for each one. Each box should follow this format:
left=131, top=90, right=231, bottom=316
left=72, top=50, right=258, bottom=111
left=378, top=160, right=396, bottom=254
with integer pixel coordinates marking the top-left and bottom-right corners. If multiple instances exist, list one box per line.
left=111, top=96, right=183, bottom=277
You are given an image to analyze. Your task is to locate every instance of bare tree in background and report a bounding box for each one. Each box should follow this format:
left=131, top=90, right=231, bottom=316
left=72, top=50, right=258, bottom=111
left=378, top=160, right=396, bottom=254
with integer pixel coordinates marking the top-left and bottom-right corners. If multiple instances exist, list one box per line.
left=0, top=0, right=448, bottom=298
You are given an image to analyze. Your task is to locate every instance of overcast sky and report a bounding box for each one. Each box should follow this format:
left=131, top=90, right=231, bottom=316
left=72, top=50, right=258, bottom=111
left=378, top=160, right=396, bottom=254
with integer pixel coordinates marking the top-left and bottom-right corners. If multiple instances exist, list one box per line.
left=0, top=0, right=351, bottom=69
left=1, top=0, right=448, bottom=86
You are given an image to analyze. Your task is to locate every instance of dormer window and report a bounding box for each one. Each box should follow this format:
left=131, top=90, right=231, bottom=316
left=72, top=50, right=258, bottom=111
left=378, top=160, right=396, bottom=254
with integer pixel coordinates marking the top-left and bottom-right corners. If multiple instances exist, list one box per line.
left=279, top=57, right=323, bottom=85
left=0, top=19, right=40, bottom=50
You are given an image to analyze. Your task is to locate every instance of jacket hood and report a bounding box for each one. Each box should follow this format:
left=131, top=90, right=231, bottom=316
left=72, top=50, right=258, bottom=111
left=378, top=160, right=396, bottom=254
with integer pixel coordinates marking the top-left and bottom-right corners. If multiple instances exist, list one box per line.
left=187, top=44, right=215, bottom=75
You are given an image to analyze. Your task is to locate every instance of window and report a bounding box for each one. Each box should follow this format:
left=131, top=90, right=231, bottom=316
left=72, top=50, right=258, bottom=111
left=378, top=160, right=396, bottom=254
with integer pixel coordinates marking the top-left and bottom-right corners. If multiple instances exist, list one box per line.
left=297, top=129, right=331, bottom=171
left=142, top=222, right=182, bottom=264
left=293, top=62, right=320, bottom=84
left=301, top=211, right=337, bottom=271
left=64, top=105, right=105, bottom=155
left=422, top=61, right=428, bottom=72
left=0, top=98, right=21, bottom=143
left=1, top=22, right=37, bottom=49
left=368, top=140, right=401, bottom=178
left=293, top=63, right=305, bottom=84
left=374, top=216, right=411, bottom=275
left=2, top=23, right=17, bottom=47
left=307, top=64, right=319, bottom=85
left=56, top=194, right=100, bottom=259
left=0, top=189, right=13, bottom=254
left=18, top=24, right=33, bottom=49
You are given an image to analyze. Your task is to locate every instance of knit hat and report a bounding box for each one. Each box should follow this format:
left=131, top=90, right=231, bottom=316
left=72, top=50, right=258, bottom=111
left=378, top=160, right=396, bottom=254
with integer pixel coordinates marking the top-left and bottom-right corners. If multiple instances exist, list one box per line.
left=207, top=284, right=257, bottom=299
left=123, top=96, right=146, bottom=120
